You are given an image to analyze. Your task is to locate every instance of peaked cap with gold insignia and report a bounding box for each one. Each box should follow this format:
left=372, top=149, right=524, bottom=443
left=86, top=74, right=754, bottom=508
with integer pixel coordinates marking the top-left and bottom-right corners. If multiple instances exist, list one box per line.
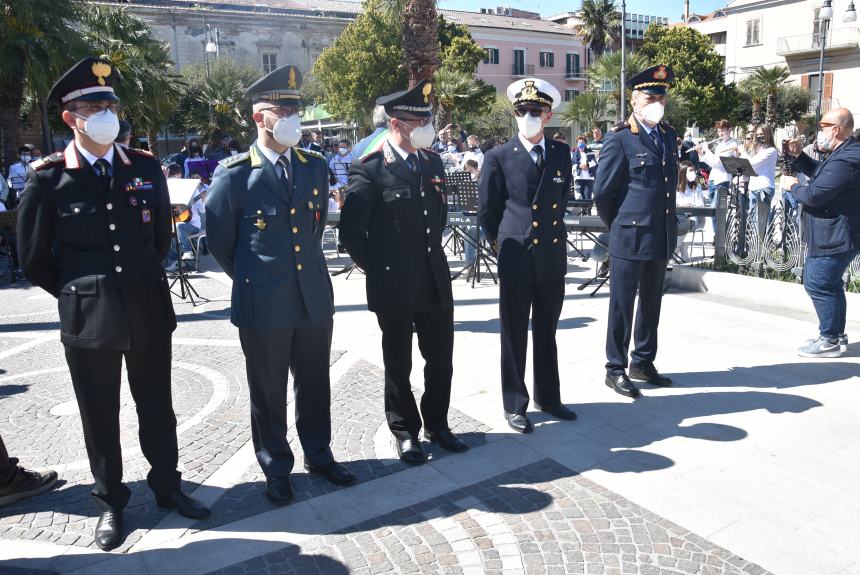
left=245, top=64, right=304, bottom=106
left=626, top=64, right=675, bottom=95
left=48, top=57, right=120, bottom=106
left=506, top=78, right=561, bottom=110
left=376, top=79, right=434, bottom=118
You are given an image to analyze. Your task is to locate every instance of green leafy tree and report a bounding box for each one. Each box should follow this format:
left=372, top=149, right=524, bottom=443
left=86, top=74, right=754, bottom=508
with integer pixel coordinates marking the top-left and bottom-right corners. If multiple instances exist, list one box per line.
left=575, top=0, right=621, bottom=59
left=433, top=67, right=487, bottom=127
left=735, top=81, right=810, bottom=128
left=586, top=51, right=650, bottom=119
left=558, top=92, right=612, bottom=134
left=314, top=2, right=492, bottom=127
left=460, top=93, right=513, bottom=142
left=641, top=25, right=739, bottom=128
left=79, top=5, right=184, bottom=155
left=0, top=0, right=83, bottom=164
left=171, top=59, right=262, bottom=147
left=664, top=93, right=692, bottom=130
left=747, top=66, right=791, bottom=127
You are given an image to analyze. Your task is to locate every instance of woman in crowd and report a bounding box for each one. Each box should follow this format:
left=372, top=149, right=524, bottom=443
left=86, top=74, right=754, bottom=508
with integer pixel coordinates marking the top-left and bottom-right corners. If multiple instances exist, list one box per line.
left=696, top=119, right=738, bottom=219
left=741, top=124, right=779, bottom=236
left=676, top=161, right=705, bottom=260
left=572, top=134, right=596, bottom=213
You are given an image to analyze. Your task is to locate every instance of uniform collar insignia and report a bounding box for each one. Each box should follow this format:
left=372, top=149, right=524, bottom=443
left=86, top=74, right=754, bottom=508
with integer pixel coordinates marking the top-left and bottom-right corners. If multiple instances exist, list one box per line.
left=249, top=144, right=263, bottom=168
left=115, top=143, right=131, bottom=166
left=382, top=142, right=397, bottom=166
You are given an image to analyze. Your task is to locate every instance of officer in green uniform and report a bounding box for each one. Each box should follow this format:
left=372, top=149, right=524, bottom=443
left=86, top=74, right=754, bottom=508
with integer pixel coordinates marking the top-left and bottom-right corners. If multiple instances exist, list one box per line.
left=206, top=65, right=356, bottom=506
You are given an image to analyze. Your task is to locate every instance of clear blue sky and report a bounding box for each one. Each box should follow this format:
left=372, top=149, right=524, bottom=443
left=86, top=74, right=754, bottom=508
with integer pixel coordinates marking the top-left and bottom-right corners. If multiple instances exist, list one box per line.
left=437, top=0, right=728, bottom=21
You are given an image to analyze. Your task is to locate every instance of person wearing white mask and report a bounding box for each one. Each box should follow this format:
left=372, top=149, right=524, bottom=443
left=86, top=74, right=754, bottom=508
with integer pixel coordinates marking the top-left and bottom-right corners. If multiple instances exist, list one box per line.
left=593, top=64, right=679, bottom=399
left=6, top=146, right=32, bottom=208
left=207, top=64, right=356, bottom=502
left=478, top=77, right=576, bottom=433
left=17, top=57, right=210, bottom=551
left=328, top=139, right=353, bottom=187
left=340, top=79, right=469, bottom=463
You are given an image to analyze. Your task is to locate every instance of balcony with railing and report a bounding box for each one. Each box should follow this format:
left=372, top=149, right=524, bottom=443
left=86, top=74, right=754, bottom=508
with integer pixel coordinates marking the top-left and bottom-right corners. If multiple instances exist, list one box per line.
left=564, top=70, right=587, bottom=80
left=512, top=64, right=535, bottom=77
left=776, top=27, right=860, bottom=57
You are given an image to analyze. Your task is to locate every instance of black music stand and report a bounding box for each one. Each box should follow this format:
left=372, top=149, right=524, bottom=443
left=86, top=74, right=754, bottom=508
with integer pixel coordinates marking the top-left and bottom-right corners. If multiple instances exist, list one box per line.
left=166, top=179, right=209, bottom=305
left=721, top=156, right=757, bottom=260
left=446, top=172, right=497, bottom=287
left=576, top=232, right=610, bottom=296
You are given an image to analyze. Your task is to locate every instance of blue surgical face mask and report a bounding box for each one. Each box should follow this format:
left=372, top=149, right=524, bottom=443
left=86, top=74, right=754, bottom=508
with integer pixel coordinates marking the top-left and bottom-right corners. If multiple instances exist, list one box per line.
left=577, top=142, right=585, bottom=150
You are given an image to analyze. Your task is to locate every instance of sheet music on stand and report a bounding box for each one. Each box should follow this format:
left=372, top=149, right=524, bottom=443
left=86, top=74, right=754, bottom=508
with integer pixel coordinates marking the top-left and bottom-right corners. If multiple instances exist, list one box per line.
left=720, top=156, right=757, bottom=177
left=167, top=179, right=204, bottom=207
left=446, top=171, right=479, bottom=213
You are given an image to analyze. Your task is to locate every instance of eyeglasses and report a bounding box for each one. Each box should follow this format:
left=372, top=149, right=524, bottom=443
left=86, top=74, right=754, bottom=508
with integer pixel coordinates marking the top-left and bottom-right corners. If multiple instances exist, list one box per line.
left=260, top=106, right=304, bottom=118
left=73, top=102, right=121, bottom=115
left=395, top=117, right=433, bottom=127
left=514, top=107, right=546, bottom=118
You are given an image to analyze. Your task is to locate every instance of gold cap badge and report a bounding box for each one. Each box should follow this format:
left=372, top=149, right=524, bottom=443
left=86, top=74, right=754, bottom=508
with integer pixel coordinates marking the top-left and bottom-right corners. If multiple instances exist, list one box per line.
left=91, top=61, right=112, bottom=86
left=422, top=83, right=432, bottom=103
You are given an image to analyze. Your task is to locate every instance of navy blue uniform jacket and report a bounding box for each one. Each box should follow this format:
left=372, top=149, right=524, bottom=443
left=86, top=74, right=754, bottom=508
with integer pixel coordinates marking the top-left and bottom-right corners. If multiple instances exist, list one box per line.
left=791, top=138, right=860, bottom=257
left=477, top=138, right=572, bottom=280
left=593, top=116, right=679, bottom=260
left=206, top=142, right=334, bottom=329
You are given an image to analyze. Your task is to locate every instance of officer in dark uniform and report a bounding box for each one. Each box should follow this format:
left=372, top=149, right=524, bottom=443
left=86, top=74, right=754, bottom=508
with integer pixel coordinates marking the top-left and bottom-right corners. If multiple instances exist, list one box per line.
left=339, top=80, right=468, bottom=464
left=17, top=57, right=209, bottom=551
left=206, top=65, right=355, bottom=504
left=593, top=65, right=679, bottom=398
left=478, top=78, right=576, bottom=434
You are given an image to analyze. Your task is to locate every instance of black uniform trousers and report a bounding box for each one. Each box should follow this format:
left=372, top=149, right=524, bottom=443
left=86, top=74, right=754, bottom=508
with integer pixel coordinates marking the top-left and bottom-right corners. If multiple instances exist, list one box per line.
left=605, top=257, right=667, bottom=373
left=0, top=433, right=19, bottom=487
left=63, top=336, right=180, bottom=511
left=238, top=318, right=334, bottom=480
left=499, top=254, right=565, bottom=415
left=375, top=307, right=454, bottom=441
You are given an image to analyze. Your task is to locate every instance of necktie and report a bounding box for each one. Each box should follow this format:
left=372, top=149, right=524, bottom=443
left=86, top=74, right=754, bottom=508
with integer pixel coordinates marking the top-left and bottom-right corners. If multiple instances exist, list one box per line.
left=532, top=145, right=544, bottom=172
left=94, top=158, right=111, bottom=190
left=406, top=153, right=419, bottom=173
left=276, top=155, right=291, bottom=194
left=649, top=130, right=661, bottom=154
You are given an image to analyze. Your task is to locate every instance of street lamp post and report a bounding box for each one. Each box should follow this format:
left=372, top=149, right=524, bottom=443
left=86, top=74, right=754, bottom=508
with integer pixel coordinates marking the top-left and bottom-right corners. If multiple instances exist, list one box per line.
left=620, top=0, right=627, bottom=121
left=205, top=23, right=217, bottom=79
left=815, top=0, right=833, bottom=125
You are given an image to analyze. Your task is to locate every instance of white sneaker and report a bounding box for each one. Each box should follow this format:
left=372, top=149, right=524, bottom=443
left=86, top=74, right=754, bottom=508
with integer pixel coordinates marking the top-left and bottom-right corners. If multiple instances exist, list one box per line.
left=806, top=334, right=848, bottom=352
left=798, top=336, right=843, bottom=358
left=181, top=251, right=195, bottom=261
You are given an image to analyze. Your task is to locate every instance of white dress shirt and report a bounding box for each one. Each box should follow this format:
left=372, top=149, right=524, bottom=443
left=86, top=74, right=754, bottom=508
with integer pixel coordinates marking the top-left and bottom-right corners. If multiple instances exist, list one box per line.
left=76, top=143, right=115, bottom=175
left=699, top=138, right=740, bottom=185
left=518, top=133, right=546, bottom=167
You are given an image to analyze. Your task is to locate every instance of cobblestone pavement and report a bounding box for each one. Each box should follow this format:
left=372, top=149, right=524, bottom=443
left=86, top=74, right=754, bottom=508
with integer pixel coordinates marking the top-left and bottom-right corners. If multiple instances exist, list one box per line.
left=208, top=458, right=769, bottom=575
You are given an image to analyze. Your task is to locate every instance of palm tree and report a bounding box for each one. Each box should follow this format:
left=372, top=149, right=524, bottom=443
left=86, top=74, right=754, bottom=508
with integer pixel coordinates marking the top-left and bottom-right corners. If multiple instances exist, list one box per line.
left=0, top=0, right=82, bottom=164
left=748, top=65, right=791, bottom=127
left=433, top=67, right=484, bottom=127
left=79, top=5, right=185, bottom=155
left=381, top=0, right=439, bottom=87
left=558, top=92, right=612, bottom=134
left=575, top=0, right=621, bottom=62
left=586, top=51, right=650, bottom=119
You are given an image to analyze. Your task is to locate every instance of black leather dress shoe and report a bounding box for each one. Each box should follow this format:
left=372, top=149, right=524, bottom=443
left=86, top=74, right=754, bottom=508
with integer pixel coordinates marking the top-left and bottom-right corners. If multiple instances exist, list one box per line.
left=265, top=477, right=294, bottom=506
left=156, top=491, right=211, bottom=519
left=533, top=403, right=578, bottom=421
left=394, top=438, right=427, bottom=465
left=504, top=412, right=534, bottom=433
left=94, top=510, right=123, bottom=551
left=629, top=363, right=673, bottom=386
left=605, top=372, right=640, bottom=398
left=424, top=429, right=469, bottom=452
left=304, top=459, right=357, bottom=486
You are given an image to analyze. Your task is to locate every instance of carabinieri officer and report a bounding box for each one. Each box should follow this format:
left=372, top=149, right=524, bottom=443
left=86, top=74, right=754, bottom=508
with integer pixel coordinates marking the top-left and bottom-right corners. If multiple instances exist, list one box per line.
left=340, top=80, right=468, bottom=465
left=593, top=65, right=679, bottom=398
left=17, top=57, right=209, bottom=551
left=206, top=65, right=356, bottom=505
left=478, top=78, right=576, bottom=433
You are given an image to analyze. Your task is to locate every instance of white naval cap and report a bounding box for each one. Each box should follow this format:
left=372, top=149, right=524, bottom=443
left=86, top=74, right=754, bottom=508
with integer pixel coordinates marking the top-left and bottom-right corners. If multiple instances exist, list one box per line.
left=506, top=78, right=562, bottom=111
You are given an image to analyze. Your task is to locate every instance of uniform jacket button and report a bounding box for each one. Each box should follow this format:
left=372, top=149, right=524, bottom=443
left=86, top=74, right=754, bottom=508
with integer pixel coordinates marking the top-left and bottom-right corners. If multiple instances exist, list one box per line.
left=553, top=220, right=558, bottom=226
left=106, top=203, right=113, bottom=210
left=385, top=265, right=390, bottom=271
left=71, top=285, right=77, bottom=292
left=292, top=227, right=298, bottom=233
left=532, top=221, right=539, bottom=228
left=533, top=238, right=539, bottom=245
left=115, top=265, right=122, bottom=273
left=532, top=203, right=538, bottom=210
left=427, top=246, right=431, bottom=252
left=294, top=245, right=301, bottom=252
left=109, top=223, right=116, bottom=231
left=113, top=245, right=120, bottom=252
left=73, top=207, right=80, bottom=213
left=426, top=227, right=430, bottom=234
left=297, top=264, right=303, bottom=270
left=290, top=208, right=296, bottom=214
left=245, top=278, right=250, bottom=283
left=552, top=203, right=558, bottom=209
left=553, top=237, right=559, bottom=243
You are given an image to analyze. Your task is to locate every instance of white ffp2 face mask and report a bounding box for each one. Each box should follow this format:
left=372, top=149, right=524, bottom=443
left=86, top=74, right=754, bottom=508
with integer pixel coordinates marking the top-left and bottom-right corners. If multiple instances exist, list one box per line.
left=639, top=101, right=665, bottom=126
left=267, top=114, right=302, bottom=147
left=686, top=168, right=697, bottom=183
left=516, top=114, right=544, bottom=139
left=406, top=123, right=436, bottom=149
left=74, top=110, right=120, bottom=146
left=816, top=129, right=835, bottom=152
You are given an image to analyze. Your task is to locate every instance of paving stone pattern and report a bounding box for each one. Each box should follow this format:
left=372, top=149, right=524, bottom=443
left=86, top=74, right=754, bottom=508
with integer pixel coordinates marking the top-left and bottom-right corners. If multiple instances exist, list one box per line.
left=209, top=459, right=771, bottom=575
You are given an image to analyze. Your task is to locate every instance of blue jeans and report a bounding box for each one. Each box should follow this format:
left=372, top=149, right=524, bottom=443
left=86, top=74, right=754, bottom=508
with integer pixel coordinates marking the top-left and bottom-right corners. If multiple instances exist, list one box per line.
left=705, top=181, right=729, bottom=234
left=168, top=222, right=199, bottom=262
left=803, top=248, right=860, bottom=338
left=749, top=187, right=774, bottom=236
left=463, top=225, right=485, bottom=264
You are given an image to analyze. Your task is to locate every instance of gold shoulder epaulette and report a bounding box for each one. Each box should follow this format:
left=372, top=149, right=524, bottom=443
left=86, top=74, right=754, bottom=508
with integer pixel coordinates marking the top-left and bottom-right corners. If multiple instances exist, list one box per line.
left=219, top=151, right=250, bottom=168
left=611, top=122, right=630, bottom=132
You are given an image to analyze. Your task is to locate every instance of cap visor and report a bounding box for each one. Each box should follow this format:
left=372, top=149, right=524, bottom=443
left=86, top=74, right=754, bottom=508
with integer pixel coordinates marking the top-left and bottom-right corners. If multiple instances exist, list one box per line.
left=75, top=91, right=120, bottom=102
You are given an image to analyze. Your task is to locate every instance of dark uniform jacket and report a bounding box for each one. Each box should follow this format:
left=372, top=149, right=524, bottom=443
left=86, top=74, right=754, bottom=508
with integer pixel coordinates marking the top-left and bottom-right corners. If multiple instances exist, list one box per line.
left=17, top=142, right=176, bottom=350
left=593, top=115, right=679, bottom=260
left=340, top=142, right=453, bottom=315
left=572, top=147, right=597, bottom=178
left=478, top=137, right=572, bottom=280
left=791, top=138, right=860, bottom=257
left=206, top=142, right=333, bottom=330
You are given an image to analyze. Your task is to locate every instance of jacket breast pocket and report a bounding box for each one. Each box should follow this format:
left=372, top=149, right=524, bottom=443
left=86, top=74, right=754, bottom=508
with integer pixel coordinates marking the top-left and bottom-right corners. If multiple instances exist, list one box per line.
left=629, top=156, right=658, bottom=182
left=382, top=187, right=412, bottom=232
left=56, top=202, right=97, bottom=244
left=616, top=212, right=652, bottom=253
left=382, top=187, right=412, bottom=202
left=59, top=277, right=99, bottom=338
left=243, top=204, right=278, bottom=242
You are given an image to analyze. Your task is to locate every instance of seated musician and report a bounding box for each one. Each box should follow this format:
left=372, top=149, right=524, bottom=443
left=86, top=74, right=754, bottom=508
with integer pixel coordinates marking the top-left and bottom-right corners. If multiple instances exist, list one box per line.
left=165, top=168, right=207, bottom=271
left=0, top=200, right=23, bottom=281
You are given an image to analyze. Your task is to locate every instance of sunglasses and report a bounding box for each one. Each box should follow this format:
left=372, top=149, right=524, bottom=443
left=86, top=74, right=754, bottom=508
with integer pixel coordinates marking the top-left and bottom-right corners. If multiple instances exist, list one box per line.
left=514, top=107, right=546, bottom=118
left=819, top=122, right=837, bottom=129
